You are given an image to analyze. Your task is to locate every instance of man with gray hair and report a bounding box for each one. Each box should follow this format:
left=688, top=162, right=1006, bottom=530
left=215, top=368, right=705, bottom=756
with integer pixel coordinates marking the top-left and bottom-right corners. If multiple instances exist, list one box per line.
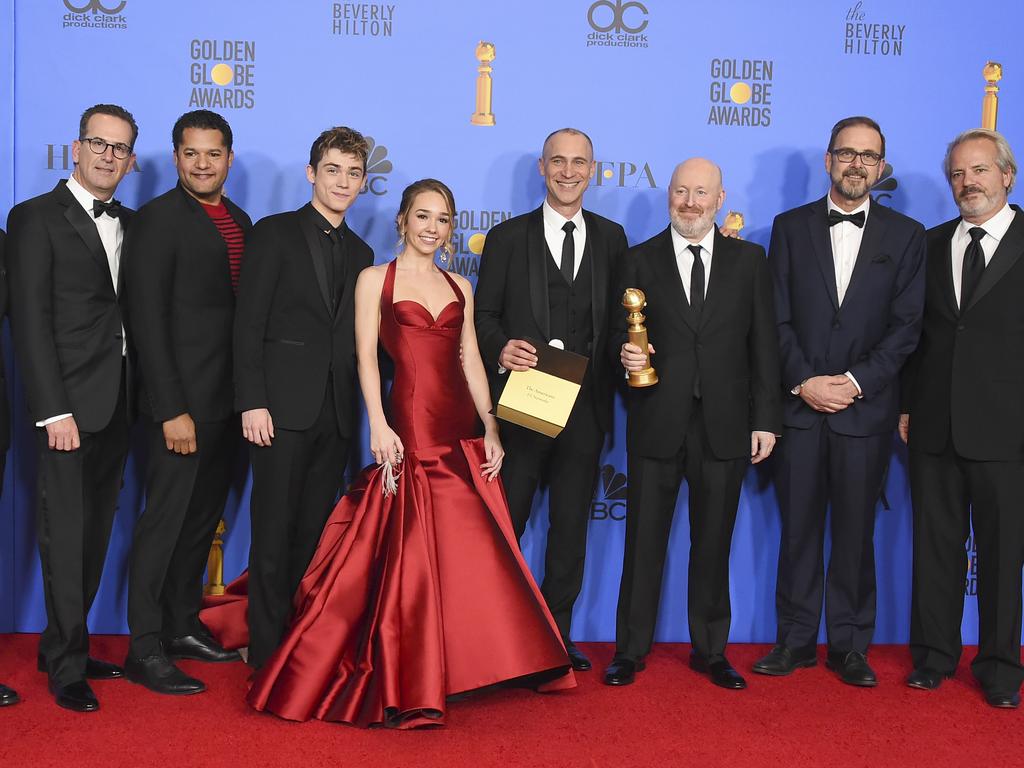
left=900, top=128, right=1024, bottom=708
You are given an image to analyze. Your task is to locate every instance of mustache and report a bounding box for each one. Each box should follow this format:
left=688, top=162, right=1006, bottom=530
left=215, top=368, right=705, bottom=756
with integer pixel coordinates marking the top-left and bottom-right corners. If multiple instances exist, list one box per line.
left=675, top=205, right=705, bottom=214
left=959, top=185, right=985, bottom=198
left=842, top=169, right=867, bottom=179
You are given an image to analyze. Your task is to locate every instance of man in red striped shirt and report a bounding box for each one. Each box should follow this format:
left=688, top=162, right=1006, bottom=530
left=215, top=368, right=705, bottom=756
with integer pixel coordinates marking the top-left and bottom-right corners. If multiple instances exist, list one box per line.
left=122, top=110, right=252, bottom=695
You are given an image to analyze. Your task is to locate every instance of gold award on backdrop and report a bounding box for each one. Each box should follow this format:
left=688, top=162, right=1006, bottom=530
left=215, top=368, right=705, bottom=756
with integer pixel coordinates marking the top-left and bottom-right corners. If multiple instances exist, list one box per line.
left=723, top=211, right=745, bottom=236
left=471, top=41, right=496, bottom=126
left=982, top=61, right=1002, bottom=130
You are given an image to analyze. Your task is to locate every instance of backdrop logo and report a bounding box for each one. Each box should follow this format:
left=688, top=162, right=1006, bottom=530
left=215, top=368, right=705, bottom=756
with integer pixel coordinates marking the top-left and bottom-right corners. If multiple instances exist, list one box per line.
left=871, top=164, right=898, bottom=205
left=965, top=532, right=977, bottom=597
left=62, top=0, right=127, bottom=28
left=591, top=464, right=627, bottom=521
left=360, top=137, right=392, bottom=196
left=708, top=58, right=773, bottom=127
left=586, top=0, right=649, bottom=49
left=595, top=160, right=657, bottom=188
left=46, top=143, right=141, bottom=173
left=447, top=208, right=512, bottom=278
left=332, top=3, right=395, bottom=37
left=189, top=39, right=257, bottom=110
left=844, top=2, right=905, bottom=56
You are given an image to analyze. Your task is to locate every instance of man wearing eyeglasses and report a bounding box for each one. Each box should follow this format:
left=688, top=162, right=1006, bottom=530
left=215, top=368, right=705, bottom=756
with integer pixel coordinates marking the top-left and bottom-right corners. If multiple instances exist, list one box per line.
left=754, top=116, right=926, bottom=686
left=6, top=104, right=139, bottom=712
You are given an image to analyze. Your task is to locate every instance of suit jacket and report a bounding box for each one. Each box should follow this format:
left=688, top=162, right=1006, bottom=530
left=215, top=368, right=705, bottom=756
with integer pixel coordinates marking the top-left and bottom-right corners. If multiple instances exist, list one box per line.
left=901, top=205, right=1024, bottom=460
left=614, top=227, right=781, bottom=460
left=234, top=204, right=373, bottom=435
left=0, top=230, right=10, bottom=451
left=124, top=183, right=252, bottom=423
left=769, top=196, right=926, bottom=436
left=6, top=180, right=134, bottom=433
left=474, top=205, right=628, bottom=433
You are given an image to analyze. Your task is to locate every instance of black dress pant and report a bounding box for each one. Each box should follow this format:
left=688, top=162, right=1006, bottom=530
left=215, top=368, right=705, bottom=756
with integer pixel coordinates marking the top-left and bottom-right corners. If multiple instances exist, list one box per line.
left=36, top=376, right=129, bottom=687
left=247, top=387, right=350, bottom=668
left=127, top=416, right=240, bottom=657
left=909, top=443, right=1024, bottom=695
left=500, top=378, right=603, bottom=639
left=614, top=400, right=746, bottom=662
left=772, top=420, right=890, bottom=653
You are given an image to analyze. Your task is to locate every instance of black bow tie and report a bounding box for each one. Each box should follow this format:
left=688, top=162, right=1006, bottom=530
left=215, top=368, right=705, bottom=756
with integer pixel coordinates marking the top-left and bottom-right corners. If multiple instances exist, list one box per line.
left=827, top=210, right=865, bottom=228
left=92, top=199, right=122, bottom=219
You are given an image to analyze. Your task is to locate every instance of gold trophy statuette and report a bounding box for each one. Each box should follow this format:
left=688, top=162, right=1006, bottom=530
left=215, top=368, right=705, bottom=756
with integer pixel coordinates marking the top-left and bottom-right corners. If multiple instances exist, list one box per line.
left=470, top=41, right=496, bottom=126
left=203, top=519, right=227, bottom=596
left=622, top=288, right=658, bottom=388
left=723, top=210, right=745, bottom=236
left=982, top=61, right=1002, bottom=130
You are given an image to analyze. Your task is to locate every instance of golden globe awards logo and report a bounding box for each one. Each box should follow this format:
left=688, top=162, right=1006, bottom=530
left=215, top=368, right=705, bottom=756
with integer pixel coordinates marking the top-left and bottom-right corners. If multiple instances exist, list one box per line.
left=595, top=160, right=656, bottom=188
left=844, top=2, right=905, bottom=56
left=62, top=0, right=128, bottom=29
left=332, top=2, right=395, bottom=37
left=586, top=0, right=650, bottom=49
left=189, top=39, right=257, bottom=110
left=447, top=208, right=512, bottom=278
left=708, top=58, right=773, bottom=127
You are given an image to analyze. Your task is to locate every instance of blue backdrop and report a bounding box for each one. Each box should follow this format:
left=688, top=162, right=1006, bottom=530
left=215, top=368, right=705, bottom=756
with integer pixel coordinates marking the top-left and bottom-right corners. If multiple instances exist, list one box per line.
left=1, top=0, right=1022, bottom=646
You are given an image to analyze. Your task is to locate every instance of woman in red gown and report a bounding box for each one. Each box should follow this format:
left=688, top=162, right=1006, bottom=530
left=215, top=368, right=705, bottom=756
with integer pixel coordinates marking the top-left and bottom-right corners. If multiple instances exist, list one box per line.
left=208, top=179, right=573, bottom=728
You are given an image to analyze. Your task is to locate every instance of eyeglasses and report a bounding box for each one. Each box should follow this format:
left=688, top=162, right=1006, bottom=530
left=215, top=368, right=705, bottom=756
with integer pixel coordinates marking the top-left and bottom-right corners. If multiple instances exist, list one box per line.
left=831, top=148, right=882, bottom=166
left=80, top=136, right=133, bottom=160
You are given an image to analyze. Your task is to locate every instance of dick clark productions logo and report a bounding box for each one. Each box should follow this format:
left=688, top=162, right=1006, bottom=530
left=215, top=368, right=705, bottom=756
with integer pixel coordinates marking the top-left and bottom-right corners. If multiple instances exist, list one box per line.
left=62, top=0, right=128, bottom=28
left=586, top=0, right=649, bottom=49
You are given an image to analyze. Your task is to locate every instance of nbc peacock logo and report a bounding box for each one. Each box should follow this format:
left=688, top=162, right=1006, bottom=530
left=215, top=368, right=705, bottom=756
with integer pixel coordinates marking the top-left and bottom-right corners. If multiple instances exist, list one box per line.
left=870, top=163, right=898, bottom=206
left=361, top=137, right=392, bottom=196
left=590, top=464, right=627, bottom=521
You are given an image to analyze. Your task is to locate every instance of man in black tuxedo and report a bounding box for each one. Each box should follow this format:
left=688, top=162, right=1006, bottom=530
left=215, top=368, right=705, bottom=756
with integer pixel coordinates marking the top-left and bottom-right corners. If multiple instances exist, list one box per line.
left=235, top=127, right=374, bottom=669
left=900, top=129, right=1024, bottom=709
left=754, top=116, right=926, bottom=687
left=123, top=110, right=250, bottom=694
left=0, top=229, right=17, bottom=708
left=475, top=128, right=627, bottom=671
left=605, top=158, right=780, bottom=690
left=6, top=104, right=138, bottom=712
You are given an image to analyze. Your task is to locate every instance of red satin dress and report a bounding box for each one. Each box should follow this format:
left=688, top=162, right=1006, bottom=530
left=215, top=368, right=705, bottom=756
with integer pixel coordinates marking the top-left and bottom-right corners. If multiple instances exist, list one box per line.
left=205, top=260, right=573, bottom=728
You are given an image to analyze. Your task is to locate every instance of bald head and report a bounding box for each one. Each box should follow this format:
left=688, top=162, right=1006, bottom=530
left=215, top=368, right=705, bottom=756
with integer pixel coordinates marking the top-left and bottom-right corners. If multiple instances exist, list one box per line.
left=668, top=158, right=725, bottom=241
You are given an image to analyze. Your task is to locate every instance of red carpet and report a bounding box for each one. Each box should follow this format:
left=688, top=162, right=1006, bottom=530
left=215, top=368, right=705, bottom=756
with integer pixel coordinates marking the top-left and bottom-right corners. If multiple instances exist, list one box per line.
left=0, top=634, right=1019, bottom=767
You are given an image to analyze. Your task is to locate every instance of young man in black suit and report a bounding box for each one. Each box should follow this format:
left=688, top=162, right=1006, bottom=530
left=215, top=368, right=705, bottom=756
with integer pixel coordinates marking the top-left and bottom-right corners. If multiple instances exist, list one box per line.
left=0, top=229, right=16, bottom=708
left=606, top=158, right=781, bottom=690
left=474, top=128, right=628, bottom=671
left=123, top=110, right=250, bottom=695
left=901, top=129, right=1024, bottom=709
left=6, top=104, right=138, bottom=712
left=755, top=117, right=926, bottom=687
left=235, top=127, right=374, bottom=669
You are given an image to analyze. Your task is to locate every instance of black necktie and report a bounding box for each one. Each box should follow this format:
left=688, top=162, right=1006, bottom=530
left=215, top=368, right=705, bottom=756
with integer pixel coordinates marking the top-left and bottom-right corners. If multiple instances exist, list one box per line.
left=961, top=226, right=987, bottom=310
left=561, top=221, right=576, bottom=286
left=827, top=210, right=865, bottom=228
left=328, top=228, right=345, bottom=309
left=688, top=244, right=704, bottom=398
left=93, top=198, right=122, bottom=219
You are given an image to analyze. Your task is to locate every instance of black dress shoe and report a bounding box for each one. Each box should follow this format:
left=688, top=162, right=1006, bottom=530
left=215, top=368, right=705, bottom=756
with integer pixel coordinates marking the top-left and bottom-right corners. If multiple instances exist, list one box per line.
left=125, top=653, right=206, bottom=695
left=49, top=680, right=99, bottom=712
left=0, top=683, right=20, bottom=706
left=826, top=650, right=878, bottom=687
left=603, top=657, right=645, bottom=686
left=752, top=644, right=817, bottom=676
left=689, top=654, right=747, bottom=690
left=37, top=654, right=124, bottom=679
left=906, top=667, right=951, bottom=690
left=164, top=634, right=242, bottom=663
left=984, top=690, right=1021, bottom=709
left=563, top=641, right=591, bottom=672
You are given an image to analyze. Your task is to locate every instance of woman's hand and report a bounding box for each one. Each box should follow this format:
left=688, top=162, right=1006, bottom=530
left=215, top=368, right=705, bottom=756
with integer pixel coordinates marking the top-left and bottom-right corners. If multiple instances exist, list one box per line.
left=480, top=428, right=504, bottom=482
left=370, top=422, right=405, bottom=467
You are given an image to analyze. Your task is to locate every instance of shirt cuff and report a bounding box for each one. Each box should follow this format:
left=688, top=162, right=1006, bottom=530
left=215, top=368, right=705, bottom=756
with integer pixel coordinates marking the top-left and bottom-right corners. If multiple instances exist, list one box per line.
left=844, top=371, right=864, bottom=397
left=37, top=413, right=73, bottom=427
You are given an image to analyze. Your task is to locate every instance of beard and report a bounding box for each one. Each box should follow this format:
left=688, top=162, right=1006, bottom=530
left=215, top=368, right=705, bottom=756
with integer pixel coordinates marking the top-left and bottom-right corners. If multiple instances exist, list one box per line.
left=956, top=185, right=1000, bottom=219
left=670, top=206, right=717, bottom=239
left=831, top=168, right=870, bottom=201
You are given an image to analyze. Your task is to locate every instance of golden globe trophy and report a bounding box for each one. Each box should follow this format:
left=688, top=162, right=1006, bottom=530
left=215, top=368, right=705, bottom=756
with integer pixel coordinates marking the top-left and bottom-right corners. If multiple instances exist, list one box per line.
left=203, top=519, right=226, bottom=596
left=982, top=61, right=1002, bottom=130
left=724, top=210, right=745, bottom=235
left=470, top=41, right=496, bottom=126
left=622, top=288, right=658, bottom=388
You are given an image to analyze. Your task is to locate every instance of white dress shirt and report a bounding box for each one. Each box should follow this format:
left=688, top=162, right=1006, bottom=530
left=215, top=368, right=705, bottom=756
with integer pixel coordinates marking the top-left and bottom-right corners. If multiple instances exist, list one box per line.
left=542, top=200, right=586, bottom=278
left=38, top=176, right=125, bottom=427
left=951, top=202, right=1015, bottom=307
left=827, top=194, right=870, bottom=306
left=670, top=224, right=714, bottom=302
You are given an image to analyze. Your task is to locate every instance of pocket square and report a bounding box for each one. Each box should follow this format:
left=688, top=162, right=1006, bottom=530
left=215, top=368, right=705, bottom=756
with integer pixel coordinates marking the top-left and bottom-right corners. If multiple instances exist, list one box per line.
left=871, top=254, right=891, bottom=263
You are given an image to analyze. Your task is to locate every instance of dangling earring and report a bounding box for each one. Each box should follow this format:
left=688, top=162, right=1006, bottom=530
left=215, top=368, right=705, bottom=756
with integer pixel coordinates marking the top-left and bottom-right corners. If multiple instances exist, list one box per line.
left=396, top=227, right=406, bottom=251
left=439, top=244, right=451, bottom=265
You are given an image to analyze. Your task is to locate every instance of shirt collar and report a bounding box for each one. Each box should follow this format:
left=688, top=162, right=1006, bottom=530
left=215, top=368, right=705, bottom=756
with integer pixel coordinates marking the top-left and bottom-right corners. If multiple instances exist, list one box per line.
left=66, top=174, right=112, bottom=214
left=670, top=223, right=716, bottom=258
left=542, top=199, right=585, bottom=233
left=956, top=202, right=1014, bottom=243
left=305, top=203, right=345, bottom=238
left=826, top=193, right=871, bottom=223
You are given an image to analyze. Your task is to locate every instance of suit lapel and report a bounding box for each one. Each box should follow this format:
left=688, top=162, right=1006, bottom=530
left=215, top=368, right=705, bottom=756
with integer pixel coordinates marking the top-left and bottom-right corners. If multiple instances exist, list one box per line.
left=966, top=205, right=1024, bottom=312
left=298, top=205, right=333, bottom=313
left=699, top=228, right=732, bottom=329
left=806, top=198, right=839, bottom=311
left=937, top=230, right=959, bottom=317
left=57, top=181, right=113, bottom=287
left=582, top=210, right=606, bottom=342
left=115, top=208, right=132, bottom=297
left=841, top=200, right=888, bottom=307
left=334, top=223, right=358, bottom=326
left=652, top=227, right=696, bottom=333
left=526, top=207, right=550, bottom=339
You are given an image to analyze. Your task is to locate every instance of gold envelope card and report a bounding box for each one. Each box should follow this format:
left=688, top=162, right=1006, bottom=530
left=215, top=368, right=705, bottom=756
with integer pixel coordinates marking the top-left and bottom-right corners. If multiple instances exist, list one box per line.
left=496, top=338, right=589, bottom=438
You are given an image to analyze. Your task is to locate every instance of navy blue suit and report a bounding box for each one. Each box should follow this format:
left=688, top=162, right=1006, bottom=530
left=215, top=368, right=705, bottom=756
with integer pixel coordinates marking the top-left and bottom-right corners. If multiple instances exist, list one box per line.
left=768, top=196, right=925, bottom=653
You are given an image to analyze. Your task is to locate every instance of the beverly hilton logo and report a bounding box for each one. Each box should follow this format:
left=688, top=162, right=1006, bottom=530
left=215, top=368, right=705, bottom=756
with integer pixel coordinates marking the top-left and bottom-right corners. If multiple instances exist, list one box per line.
left=844, top=2, right=906, bottom=57
left=447, top=208, right=513, bottom=279
left=332, top=2, right=395, bottom=37
left=189, top=39, right=257, bottom=110
left=590, top=464, right=627, bottom=521
left=360, top=137, right=391, bottom=196
left=708, top=58, right=773, bottom=127
left=586, top=0, right=649, bottom=49
left=62, top=0, right=127, bottom=29
left=46, top=142, right=141, bottom=173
